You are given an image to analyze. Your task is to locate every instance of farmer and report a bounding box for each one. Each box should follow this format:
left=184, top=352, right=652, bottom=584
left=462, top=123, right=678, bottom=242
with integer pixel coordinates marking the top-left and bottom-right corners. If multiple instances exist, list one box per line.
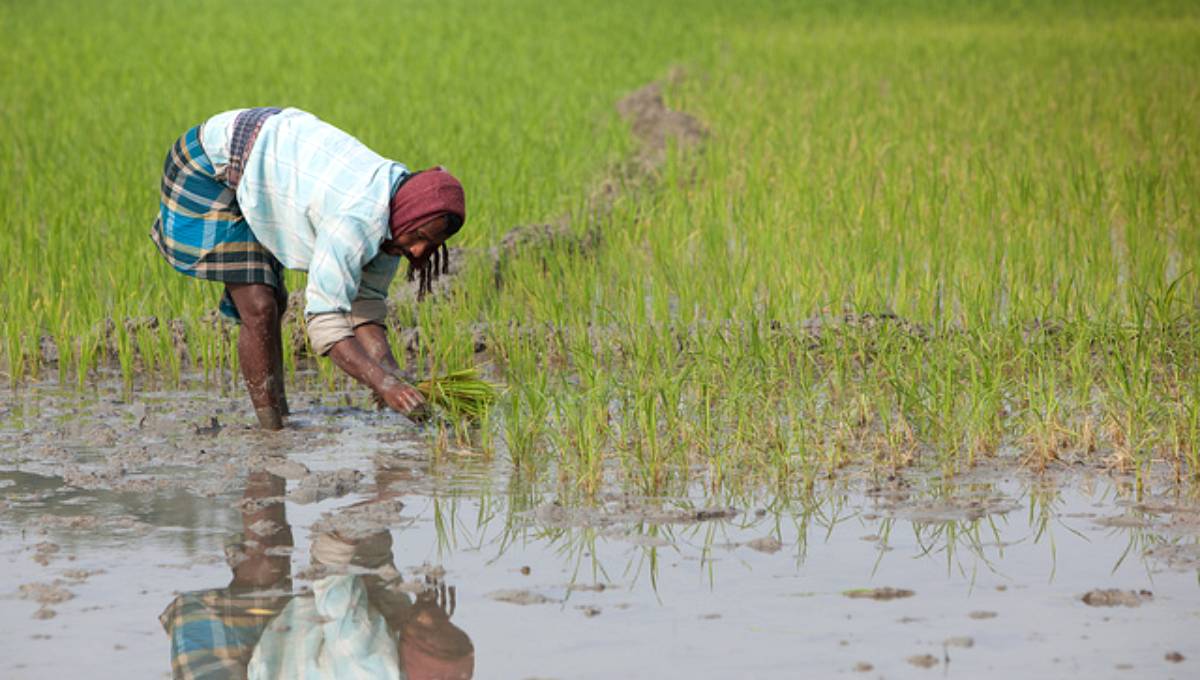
left=151, top=107, right=465, bottom=429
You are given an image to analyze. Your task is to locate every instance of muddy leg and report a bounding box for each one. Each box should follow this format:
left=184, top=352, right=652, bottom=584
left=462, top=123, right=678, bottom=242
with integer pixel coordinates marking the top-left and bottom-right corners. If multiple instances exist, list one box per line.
left=226, top=283, right=285, bottom=430
left=272, top=287, right=289, bottom=417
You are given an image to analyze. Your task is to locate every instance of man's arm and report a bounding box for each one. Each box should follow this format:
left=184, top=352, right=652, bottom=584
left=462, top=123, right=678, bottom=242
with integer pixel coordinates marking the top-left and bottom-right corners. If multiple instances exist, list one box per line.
left=305, top=218, right=425, bottom=414
left=353, top=322, right=400, bottom=371
left=328, top=333, right=425, bottom=413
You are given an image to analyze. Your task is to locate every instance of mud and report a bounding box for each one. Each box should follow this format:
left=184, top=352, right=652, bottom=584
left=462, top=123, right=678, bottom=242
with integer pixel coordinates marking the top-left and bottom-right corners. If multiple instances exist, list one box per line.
left=844, top=587, right=915, bottom=601
left=528, top=498, right=738, bottom=529
left=487, top=589, right=557, bottom=606
left=745, top=536, right=782, bottom=554
left=907, top=654, right=939, bottom=668
left=286, top=468, right=364, bottom=504
left=1144, top=543, right=1200, bottom=571
left=3, top=382, right=1200, bottom=678
left=1080, top=589, right=1154, bottom=607
left=883, top=494, right=1021, bottom=523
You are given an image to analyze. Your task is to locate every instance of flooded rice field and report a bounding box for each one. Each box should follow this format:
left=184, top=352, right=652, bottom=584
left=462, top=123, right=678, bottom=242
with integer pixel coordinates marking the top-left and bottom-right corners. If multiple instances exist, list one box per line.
left=2, top=379, right=1198, bottom=679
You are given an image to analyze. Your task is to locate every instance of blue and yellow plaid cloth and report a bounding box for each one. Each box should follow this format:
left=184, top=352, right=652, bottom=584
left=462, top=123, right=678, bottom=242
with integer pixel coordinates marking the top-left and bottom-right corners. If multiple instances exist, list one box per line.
left=150, top=122, right=284, bottom=320
left=160, top=587, right=290, bottom=680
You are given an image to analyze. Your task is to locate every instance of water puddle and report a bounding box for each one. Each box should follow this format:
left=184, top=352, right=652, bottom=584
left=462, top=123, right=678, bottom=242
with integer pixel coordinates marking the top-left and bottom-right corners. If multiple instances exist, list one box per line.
left=2, top=383, right=1198, bottom=678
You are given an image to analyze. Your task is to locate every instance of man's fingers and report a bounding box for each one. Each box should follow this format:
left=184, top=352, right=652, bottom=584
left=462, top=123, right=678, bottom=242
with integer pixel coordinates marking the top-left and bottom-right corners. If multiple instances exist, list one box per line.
left=378, top=382, right=427, bottom=416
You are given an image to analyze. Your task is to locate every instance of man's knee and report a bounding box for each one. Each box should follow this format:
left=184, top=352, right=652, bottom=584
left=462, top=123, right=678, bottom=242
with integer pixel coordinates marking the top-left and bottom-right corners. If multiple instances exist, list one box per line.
left=232, top=287, right=281, bottom=330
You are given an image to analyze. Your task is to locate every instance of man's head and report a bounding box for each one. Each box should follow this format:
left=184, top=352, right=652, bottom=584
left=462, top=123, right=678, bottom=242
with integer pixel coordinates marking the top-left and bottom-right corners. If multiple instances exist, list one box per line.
left=385, top=168, right=466, bottom=299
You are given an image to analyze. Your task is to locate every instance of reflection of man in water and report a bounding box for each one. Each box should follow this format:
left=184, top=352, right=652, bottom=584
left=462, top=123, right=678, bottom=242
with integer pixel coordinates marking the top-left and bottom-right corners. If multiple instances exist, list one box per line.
left=159, top=470, right=473, bottom=679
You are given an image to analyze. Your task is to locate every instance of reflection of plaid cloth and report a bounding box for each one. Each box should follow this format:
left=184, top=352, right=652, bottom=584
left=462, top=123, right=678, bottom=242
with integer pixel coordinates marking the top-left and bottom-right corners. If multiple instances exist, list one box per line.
left=150, top=120, right=284, bottom=320
left=159, top=588, right=291, bottom=680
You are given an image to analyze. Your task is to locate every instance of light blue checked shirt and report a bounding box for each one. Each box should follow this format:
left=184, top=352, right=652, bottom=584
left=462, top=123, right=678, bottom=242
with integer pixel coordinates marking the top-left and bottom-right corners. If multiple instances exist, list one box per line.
left=201, top=108, right=408, bottom=353
left=248, top=575, right=405, bottom=679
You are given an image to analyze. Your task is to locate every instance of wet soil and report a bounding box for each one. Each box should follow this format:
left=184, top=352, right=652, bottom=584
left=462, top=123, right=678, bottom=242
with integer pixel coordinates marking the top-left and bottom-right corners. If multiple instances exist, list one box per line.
left=3, top=380, right=1199, bottom=678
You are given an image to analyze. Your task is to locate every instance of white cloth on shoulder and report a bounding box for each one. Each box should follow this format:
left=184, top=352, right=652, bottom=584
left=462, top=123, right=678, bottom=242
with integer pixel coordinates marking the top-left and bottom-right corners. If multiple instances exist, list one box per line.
left=247, top=574, right=403, bottom=680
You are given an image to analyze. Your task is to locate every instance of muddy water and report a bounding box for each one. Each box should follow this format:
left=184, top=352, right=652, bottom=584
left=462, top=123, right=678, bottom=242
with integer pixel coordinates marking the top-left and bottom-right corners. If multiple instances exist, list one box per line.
left=2, top=380, right=1198, bottom=679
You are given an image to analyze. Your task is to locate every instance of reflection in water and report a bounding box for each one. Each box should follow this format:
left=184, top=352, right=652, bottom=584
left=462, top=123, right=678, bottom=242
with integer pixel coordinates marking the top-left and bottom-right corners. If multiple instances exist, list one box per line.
left=1, top=454, right=1198, bottom=678
left=475, top=473, right=1200, bottom=593
left=160, top=470, right=474, bottom=680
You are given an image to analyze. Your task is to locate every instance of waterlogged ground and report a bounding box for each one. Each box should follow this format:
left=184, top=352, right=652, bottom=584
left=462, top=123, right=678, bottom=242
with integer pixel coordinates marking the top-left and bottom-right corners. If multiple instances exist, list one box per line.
left=2, top=379, right=1199, bottom=679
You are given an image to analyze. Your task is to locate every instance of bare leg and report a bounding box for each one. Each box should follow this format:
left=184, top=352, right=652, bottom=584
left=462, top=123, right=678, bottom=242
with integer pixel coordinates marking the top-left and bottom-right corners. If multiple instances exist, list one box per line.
left=273, top=287, right=289, bottom=416
left=226, top=283, right=285, bottom=430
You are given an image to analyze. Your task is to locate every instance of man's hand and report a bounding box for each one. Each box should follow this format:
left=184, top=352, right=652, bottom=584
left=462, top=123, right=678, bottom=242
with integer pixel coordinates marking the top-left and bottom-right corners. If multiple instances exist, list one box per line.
left=376, top=374, right=428, bottom=416
left=328, top=334, right=428, bottom=419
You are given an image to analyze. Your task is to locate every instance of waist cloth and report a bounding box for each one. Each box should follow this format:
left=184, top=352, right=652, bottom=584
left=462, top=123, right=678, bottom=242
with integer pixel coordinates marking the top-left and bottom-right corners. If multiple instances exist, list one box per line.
left=150, top=107, right=284, bottom=320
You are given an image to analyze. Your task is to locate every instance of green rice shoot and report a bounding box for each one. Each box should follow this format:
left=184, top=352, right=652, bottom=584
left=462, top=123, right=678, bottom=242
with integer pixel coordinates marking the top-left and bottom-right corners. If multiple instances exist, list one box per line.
left=417, top=367, right=501, bottom=420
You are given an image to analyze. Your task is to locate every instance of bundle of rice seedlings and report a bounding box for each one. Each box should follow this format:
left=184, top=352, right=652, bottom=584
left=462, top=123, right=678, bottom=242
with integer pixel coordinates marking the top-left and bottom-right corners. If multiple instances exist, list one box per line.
left=416, top=367, right=501, bottom=419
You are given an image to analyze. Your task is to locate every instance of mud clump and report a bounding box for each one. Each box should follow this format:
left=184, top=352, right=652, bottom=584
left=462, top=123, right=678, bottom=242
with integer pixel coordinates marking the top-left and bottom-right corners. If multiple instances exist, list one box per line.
left=286, top=468, right=364, bottom=505
left=19, top=580, right=75, bottom=619
left=1080, top=589, right=1153, bottom=607
left=684, top=507, right=738, bottom=522
left=530, top=498, right=738, bottom=530
left=1144, top=543, right=1200, bottom=571
left=309, top=498, right=406, bottom=540
left=567, top=583, right=610, bottom=593
left=19, top=581, right=74, bottom=605
left=844, top=587, right=914, bottom=601
left=34, top=513, right=151, bottom=534
left=61, top=568, right=103, bottom=582
left=31, top=541, right=61, bottom=566
left=745, top=537, right=783, bottom=554
left=886, top=494, right=1020, bottom=523
left=1094, top=514, right=1153, bottom=529
left=906, top=654, right=939, bottom=669
left=253, top=457, right=310, bottom=480
left=35, top=515, right=102, bottom=531
left=487, top=589, right=556, bottom=606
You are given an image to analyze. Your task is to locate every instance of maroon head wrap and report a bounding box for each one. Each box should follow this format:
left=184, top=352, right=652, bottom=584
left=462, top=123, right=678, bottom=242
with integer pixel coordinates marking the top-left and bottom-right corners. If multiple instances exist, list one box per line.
left=389, top=167, right=466, bottom=241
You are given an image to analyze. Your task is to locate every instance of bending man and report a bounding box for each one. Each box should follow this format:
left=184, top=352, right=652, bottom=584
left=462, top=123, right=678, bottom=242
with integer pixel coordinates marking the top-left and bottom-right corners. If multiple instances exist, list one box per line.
left=152, top=107, right=465, bottom=429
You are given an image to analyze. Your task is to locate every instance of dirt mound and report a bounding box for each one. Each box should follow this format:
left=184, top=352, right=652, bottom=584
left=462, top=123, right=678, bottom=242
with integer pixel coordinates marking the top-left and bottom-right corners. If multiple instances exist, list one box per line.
left=484, top=70, right=708, bottom=295
left=616, top=79, right=707, bottom=170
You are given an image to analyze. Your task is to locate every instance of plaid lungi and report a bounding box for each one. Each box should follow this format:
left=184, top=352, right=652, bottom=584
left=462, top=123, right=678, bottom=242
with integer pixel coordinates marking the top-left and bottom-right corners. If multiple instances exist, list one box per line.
left=160, top=587, right=291, bottom=680
left=150, top=110, right=283, bottom=320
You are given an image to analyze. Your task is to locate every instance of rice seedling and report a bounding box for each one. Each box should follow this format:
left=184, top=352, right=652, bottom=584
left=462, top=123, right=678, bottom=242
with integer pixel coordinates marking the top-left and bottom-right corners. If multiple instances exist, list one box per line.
left=416, top=367, right=501, bottom=421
